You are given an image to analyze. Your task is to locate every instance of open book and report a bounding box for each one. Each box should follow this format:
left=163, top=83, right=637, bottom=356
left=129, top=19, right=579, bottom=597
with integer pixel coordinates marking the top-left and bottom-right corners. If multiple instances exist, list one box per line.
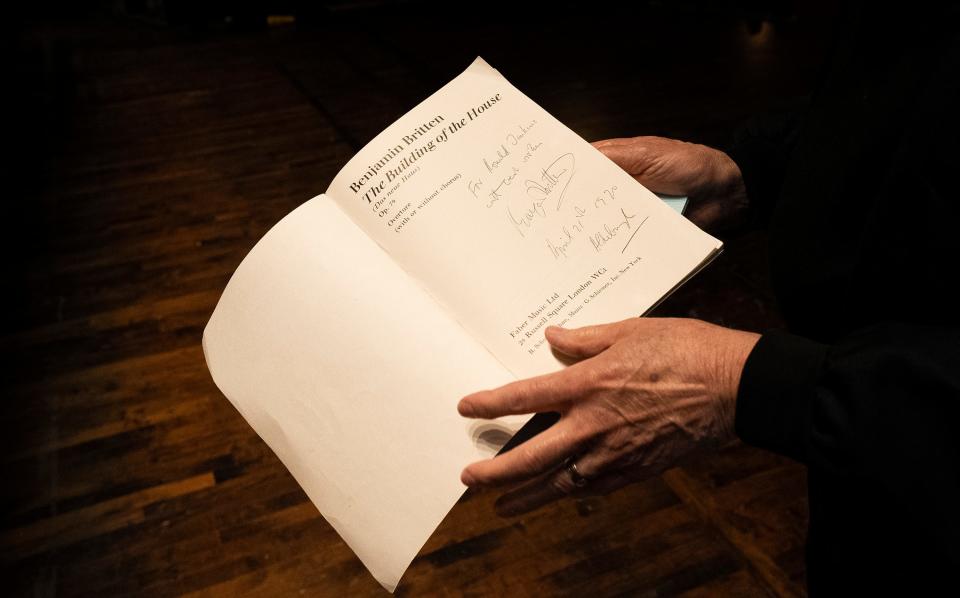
left=203, top=57, right=721, bottom=593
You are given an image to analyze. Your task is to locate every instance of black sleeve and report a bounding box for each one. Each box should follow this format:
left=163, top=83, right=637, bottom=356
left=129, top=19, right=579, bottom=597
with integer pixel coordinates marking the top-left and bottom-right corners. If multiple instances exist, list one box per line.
left=723, top=105, right=807, bottom=228
left=735, top=323, right=960, bottom=561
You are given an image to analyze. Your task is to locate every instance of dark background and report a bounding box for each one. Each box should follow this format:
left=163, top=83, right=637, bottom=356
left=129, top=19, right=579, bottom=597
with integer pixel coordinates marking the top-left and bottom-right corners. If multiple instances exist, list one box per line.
left=3, top=1, right=835, bottom=595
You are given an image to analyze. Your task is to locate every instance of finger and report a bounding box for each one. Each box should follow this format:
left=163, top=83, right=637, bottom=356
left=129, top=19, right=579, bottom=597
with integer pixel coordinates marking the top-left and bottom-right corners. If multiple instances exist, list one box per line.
left=460, top=416, right=590, bottom=487
left=482, top=427, right=625, bottom=507
left=592, top=140, right=648, bottom=168
left=591, top=136, right=662, bottom=150
left=545, top=318, right=637, bottom=359
left=572, top=452, right=695, bottom=499
left=564, top=435, right=642, bottom=487
left=492, top=457, right=638, bottom=515
left=497, top=464, right=648, bottom=516
left=568, top=469, right=635, bottom=499
left=597, top=144, right=686, bottom=196
left=493, top=462, right=582, bottom=516
left=684, top=200, right=725, bottom=231
left=590, top=137, right=634, bottom=150
left=458, top=359, right=600, bottom=419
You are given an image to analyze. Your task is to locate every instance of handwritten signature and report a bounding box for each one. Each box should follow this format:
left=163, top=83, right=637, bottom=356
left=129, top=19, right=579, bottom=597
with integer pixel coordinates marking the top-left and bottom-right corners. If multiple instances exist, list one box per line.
left=545, top=205, right=589, bottom=260
left=526, top=153, right=576, bottom=211
left=589, top=208, right=649, bottom=254
left=505, top=153, right=577, bottom=237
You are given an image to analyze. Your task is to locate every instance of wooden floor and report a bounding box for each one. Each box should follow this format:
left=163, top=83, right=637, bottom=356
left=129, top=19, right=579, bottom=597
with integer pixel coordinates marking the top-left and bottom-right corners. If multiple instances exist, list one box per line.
left=3, top=7, right=831, bottom=596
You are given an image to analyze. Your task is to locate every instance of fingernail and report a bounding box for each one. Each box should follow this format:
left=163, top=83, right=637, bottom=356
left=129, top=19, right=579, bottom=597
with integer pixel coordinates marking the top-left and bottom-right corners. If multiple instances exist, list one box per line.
left=457, top=400, right=473, bottom=416
left=461, top=470, right=475, bottom=486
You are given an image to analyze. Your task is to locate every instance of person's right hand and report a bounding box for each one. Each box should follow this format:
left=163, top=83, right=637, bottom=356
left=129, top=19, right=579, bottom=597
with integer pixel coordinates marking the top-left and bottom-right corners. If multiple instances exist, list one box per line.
left=591, top=136, right=748, bottom=232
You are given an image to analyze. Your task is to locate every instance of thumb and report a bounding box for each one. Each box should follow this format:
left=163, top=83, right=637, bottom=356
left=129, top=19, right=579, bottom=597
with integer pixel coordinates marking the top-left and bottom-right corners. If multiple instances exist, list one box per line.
left=591, top=140, right=643, bottom=172
left=590, top=138, right=632, bottom=150
left=545, top=319, right=637, bottom=359
left=594, top=142, right=686, bottom=196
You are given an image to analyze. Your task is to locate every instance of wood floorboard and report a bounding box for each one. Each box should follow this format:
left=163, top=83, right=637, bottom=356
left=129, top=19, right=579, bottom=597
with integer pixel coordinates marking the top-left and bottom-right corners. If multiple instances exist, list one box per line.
left=4, top=7, right=833, bottom=596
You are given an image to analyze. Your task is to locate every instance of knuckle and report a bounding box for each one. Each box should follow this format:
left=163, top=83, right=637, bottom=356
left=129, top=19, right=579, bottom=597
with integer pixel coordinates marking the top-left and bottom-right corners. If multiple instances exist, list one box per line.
left=585, top=361, right=615, bottom=392
left=550, top=473, right=575, bottom=495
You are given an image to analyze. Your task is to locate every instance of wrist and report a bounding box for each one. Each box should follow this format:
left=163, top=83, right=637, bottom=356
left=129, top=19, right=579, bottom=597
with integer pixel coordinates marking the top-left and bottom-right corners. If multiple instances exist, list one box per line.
left=681, top=145, right=750, bottom=232
left=715, top=329, right=762, bottom=441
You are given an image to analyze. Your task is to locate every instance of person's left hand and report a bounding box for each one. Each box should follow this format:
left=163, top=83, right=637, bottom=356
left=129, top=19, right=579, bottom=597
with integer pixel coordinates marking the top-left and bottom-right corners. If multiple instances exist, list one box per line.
left=457, top=317, right=760, bottom=516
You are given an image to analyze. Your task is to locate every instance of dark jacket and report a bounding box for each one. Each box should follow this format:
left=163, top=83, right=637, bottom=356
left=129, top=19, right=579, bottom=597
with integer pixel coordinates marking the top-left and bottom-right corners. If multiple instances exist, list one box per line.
left=729, top=3, right=960, bottom=593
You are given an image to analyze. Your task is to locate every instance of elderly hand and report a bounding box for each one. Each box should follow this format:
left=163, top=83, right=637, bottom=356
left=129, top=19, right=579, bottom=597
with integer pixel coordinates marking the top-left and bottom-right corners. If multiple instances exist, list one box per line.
left=458, top=317, right=760, bottom=516
left=592, top=136, right=748, bottom=232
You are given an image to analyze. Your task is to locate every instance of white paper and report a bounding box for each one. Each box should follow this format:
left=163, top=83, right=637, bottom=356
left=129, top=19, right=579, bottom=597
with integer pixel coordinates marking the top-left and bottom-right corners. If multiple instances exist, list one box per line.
left=327, top=58, right=720, bottom=379
left=204, top=197, right=527, bottom=591
left=203, top=57, right=721, bottom=592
